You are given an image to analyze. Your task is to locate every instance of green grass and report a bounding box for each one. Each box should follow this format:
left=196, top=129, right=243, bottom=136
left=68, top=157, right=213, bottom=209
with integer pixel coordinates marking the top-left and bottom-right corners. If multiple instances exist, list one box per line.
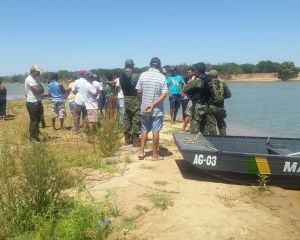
left=124, top=154, right=133, bottom=163
left=114, top=217, right=136, bottom=237
left=104, top=189, right=122, bottom=218
left=153, top=180, right=168, bottom=186
left=257, top=174, right=270, bottom=191
left=54, top=203, right=109, bottom=240
left=134, top=204, right=150, bottom=214
left=148, top=193, right=174, bottom=211
left=0, top=101, right=130, bottom=239
left=139, top=164, right=155, bottom=170
left=93, top=114, right=123, bottom=157
left=0, top=143, right=75, bottom=239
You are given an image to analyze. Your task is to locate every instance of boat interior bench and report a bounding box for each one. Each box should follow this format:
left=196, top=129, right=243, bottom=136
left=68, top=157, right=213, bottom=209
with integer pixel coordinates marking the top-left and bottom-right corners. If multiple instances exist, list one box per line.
left=267, top=143, right=300, bottom=156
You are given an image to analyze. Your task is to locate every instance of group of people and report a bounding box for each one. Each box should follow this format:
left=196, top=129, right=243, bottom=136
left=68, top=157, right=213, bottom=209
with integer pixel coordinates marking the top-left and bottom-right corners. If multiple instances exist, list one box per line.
left=24, top=58, right=231, bottom=159
left=166, top=63, right=232, bottom=135
left=182, top=63, right=232, bottom=135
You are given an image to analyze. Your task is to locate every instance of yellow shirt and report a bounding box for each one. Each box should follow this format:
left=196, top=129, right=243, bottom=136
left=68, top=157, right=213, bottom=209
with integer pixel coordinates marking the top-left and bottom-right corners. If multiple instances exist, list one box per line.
left=68, top=82, right=76, bottom=101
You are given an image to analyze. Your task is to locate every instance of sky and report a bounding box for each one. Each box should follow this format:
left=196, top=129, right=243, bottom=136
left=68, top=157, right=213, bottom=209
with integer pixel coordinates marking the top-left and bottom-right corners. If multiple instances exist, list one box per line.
left=0, top=0, right=299, bottom=75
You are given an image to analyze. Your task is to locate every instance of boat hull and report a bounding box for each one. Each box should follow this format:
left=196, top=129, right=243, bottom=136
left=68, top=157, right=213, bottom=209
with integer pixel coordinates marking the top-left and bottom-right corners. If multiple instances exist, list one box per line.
left=173, top=133, right=300, bottom=176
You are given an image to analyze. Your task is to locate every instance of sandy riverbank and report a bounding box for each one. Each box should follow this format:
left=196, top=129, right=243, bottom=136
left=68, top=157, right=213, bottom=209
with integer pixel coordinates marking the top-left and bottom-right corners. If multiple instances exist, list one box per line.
left=1, top=101, right=300, bottom=240
left=223, top=73, right=300, bottom=82
left=91, top=121, right=300, bottom=240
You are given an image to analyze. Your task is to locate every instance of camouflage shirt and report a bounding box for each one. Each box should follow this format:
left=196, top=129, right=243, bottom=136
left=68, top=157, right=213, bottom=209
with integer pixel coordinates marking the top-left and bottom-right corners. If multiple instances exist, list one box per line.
left=184, top=74, right=210, bottom=104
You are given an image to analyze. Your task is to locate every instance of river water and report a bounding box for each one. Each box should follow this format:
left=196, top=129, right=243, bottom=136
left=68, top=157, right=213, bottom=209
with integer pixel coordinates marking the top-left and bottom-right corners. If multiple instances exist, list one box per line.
left=5, top=81, right=300, bottom=138
left=226, top=81, right=300, bottom=138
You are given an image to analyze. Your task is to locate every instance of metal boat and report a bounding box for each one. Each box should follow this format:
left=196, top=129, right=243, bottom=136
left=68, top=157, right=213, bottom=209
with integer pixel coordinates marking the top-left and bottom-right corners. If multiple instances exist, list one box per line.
left=173, top=133, right=300, bottom=176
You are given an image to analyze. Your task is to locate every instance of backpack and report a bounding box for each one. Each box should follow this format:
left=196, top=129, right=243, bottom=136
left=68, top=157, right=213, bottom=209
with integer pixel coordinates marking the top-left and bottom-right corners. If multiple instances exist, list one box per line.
left=210, top=79, right=225, bottom=104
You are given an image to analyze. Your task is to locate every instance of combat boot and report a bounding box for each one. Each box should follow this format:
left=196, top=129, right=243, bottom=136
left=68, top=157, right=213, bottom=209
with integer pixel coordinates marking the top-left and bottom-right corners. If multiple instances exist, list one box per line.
left=124, top=134, right=133, bottom=145
left=219, top=127, right=227, bottom=136
left=132, top=134, right=140, bottom=148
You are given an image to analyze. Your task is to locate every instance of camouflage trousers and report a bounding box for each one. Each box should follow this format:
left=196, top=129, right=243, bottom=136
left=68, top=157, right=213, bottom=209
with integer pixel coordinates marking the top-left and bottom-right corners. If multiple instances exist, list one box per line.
left=208, top=105, right=227, bottom=135
left=123, top=96, right=141, bottom=137
left=190, top=103, right=217, bottom=135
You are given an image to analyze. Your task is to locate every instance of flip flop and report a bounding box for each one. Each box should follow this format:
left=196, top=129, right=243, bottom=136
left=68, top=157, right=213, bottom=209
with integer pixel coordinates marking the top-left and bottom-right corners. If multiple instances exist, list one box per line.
left=138, top=154, right=145, bottom=160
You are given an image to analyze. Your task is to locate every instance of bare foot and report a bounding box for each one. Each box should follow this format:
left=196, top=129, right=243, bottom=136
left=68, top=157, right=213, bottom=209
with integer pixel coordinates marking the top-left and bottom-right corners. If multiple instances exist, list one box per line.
left=152, top=155, right=164, bottom=161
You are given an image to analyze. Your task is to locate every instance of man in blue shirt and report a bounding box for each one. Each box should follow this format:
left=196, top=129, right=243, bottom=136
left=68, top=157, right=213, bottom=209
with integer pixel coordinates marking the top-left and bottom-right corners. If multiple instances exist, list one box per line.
left=48, top=72, right=67, bottom=130
left=166, top=66, right=185, bottom=124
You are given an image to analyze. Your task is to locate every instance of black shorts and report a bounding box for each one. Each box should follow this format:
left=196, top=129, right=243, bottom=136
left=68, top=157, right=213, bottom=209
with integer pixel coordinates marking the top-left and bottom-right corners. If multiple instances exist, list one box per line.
left=169, top=94, right=181, bottom=109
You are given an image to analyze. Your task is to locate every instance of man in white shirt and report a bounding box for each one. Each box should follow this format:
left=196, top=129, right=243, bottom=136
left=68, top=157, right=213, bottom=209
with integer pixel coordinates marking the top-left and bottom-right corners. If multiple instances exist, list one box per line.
left=25, top=64, right=44, bottom=143
left=85, top=73, right=100, bottom=133
left=115, top=77, right=124, bottom=125
left=72, top=70, right=88, bottom=133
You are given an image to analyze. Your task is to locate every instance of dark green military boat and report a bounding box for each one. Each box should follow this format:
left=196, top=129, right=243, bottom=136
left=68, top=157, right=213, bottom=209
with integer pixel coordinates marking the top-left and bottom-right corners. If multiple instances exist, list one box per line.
left=173, top=133, right=300, bottom=176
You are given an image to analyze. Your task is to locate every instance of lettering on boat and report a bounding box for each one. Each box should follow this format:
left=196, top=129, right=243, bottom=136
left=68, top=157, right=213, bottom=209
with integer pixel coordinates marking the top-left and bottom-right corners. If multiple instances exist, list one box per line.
left=193, top=154, right=217, bottom=166
left=283, top=162, right=300, bottom=173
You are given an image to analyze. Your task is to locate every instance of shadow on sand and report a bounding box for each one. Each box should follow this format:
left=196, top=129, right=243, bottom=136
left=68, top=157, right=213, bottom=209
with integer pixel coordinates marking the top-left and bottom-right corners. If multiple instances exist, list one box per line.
left=175, top=159, right=300, bottom=190
left=159, top=146, right=173, bottom=157
left=3, top=114, right=15, bottom=121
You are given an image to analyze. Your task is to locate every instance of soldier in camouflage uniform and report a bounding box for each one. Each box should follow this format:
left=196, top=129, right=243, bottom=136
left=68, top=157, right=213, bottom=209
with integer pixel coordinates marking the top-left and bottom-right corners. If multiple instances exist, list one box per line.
left=184, top=63, right=217, bottom=135
left=119, top=59, right=141, bottom=146
left=207, top=70, right=231, bottom=135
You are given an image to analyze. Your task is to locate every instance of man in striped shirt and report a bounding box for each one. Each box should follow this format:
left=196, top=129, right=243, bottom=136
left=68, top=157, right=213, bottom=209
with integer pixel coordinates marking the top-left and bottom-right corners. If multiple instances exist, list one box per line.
left=136, top=57, right=168, bottom=160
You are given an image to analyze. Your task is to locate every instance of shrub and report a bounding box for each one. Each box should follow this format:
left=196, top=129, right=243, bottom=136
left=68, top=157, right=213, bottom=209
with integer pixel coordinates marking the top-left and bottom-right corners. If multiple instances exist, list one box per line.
left=148, top=192, right=174, bottom=211
left=93, top=114, right=122, bottom=157
left=0, top=144, right=74, bottom=238
left=55, top=203, right=109, bottom=240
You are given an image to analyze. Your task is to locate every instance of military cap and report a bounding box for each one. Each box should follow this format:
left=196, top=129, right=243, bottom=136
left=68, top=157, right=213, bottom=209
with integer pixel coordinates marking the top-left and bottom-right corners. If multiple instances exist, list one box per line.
left=125, top=59, right=135, bottom=67
left=209, top=70, right=219, bottom=77
left=195, top=62, right=206, bottom=73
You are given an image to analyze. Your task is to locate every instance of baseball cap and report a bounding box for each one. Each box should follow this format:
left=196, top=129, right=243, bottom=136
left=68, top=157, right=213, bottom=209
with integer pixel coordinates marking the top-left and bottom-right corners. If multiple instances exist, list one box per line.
left=84, top=71, right=93, bottom=78
left=78, top=70, right=86, bottom=77
left=125, top=59, right=134, bottom=67
left=170, top=66, right=177, bottom=71
left=30, top=64, right=42, bottom=72
left=150, top=57, right=161, bottom=68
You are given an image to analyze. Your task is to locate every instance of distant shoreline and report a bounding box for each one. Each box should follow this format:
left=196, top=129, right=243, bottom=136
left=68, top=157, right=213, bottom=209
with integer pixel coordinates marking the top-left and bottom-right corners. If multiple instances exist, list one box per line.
left=224, top=72, right=300, bottom=82
left=227, top=78, right=300, bottom=82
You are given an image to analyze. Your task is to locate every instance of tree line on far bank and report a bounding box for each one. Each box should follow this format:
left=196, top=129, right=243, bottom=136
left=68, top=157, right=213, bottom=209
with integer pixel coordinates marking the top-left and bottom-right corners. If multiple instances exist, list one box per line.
left=1, top=60, right=299, bottom=83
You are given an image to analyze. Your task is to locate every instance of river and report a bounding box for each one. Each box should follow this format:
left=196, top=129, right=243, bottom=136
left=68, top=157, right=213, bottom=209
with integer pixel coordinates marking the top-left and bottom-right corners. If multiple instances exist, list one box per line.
left=4, top=81, right=300, bottom=138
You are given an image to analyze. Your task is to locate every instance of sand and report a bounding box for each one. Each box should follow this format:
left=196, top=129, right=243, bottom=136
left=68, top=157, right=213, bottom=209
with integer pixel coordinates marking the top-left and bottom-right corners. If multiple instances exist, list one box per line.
left=2, top=104, right=299, bottom=240
left=83, top=121, right=300, bottom=240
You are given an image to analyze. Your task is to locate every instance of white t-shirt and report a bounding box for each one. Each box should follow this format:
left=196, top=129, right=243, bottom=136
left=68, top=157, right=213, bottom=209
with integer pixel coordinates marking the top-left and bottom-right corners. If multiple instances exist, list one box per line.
left=85, top=81, right=98, bottom=110
left=92, top=81, right=101, bottom=100
left=72, top=77, right=88, bottom=106
left=99, top=81, right=104, bottom=91
left=115, top=78, right=124, bottom=99
left=92, top=81, right=101, bottom=90
left=24, top=75, right=43, bottom=102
